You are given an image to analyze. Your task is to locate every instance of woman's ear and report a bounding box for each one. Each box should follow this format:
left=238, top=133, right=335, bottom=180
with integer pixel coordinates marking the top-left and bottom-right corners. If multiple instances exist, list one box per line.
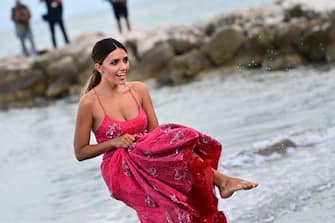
left=95, top=63, right=103, bottom=74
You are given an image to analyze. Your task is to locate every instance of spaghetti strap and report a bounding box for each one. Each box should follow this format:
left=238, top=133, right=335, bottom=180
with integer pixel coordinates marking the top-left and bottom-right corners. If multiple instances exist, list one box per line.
left=129, top=87, right=141, bottom=108
left=93, top=88, right=107, bottom=115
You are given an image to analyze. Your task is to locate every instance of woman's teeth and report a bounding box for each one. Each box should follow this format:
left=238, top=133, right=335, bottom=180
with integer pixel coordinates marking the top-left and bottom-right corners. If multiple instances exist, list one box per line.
left=116, top=73, right=126, bottom=77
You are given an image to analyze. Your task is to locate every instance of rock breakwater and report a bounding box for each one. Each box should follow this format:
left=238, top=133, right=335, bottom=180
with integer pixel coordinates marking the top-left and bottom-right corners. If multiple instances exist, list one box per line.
left=1, top=0, right=335, bottom=109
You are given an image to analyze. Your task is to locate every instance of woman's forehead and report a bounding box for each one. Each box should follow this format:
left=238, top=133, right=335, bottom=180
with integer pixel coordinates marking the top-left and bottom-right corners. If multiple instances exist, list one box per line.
left=106, top=48, right=127, bottom=58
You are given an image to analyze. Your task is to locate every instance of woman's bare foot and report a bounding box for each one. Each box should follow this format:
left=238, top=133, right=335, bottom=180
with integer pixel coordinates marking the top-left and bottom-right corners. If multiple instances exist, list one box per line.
left=214, top=171, right=258, bottom=198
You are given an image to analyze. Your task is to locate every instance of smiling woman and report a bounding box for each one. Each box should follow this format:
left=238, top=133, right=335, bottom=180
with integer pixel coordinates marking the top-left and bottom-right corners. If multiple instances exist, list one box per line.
left=73, top=37, right=258, bottom=223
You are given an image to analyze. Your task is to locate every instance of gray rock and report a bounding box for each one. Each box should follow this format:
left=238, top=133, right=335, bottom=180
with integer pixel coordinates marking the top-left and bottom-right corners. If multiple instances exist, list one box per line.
left=168, top=49, right=211, bottom=85
left=203, top=26, right=246, bottom=66
left=295, top=24, right=330, bottom=61
left=325, top=42, right=335, bottom=62
left=131, top=42, right=175, bottom=80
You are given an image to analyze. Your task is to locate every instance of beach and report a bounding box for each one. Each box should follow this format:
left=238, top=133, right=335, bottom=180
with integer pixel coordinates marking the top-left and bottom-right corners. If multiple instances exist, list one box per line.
left=1, top=65, right=334, bottom=223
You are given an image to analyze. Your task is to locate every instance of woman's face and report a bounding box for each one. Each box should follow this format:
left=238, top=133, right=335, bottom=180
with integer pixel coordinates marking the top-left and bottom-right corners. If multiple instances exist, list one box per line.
left=96, top=48, right=129, bottom=86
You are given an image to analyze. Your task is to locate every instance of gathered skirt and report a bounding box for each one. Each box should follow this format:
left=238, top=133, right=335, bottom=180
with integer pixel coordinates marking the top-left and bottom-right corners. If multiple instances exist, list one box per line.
left=100, top=123, right=227, bottom=223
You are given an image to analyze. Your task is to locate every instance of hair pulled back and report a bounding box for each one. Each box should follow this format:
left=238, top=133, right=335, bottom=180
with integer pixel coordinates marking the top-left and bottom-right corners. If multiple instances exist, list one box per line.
left=84, top=38, right=127, bottom=93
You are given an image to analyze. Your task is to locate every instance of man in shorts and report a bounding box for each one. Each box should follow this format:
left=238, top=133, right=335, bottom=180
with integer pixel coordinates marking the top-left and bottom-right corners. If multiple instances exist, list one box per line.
left=106, top=0, right=131, bottom=33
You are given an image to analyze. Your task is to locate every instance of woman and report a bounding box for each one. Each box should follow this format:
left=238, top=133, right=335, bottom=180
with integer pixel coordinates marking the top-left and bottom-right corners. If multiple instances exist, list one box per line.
left=73, top=38, right=258, bottom=223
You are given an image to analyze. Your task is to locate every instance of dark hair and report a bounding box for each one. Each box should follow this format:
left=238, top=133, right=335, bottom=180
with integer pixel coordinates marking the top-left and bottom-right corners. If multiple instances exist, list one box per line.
left=84, top=38, right=128, bottom=93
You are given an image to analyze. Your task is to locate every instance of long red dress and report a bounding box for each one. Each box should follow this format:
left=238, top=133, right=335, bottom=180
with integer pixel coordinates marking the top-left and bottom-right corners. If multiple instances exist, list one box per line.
left=93, top=89, right=227, bottom=223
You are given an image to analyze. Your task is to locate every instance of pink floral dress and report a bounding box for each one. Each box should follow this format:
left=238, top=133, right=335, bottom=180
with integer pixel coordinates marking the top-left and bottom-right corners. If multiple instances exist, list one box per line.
left=93, top=88, right=227, bottom=223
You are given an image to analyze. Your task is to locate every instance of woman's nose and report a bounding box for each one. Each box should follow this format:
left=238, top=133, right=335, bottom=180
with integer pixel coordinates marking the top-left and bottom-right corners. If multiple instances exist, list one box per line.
left=120, top=61, right=127, bottom=70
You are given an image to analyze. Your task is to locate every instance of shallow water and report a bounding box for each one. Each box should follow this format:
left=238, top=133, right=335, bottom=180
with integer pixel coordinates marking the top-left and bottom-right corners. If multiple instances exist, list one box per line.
left=0, top=65, right=334, bottom=223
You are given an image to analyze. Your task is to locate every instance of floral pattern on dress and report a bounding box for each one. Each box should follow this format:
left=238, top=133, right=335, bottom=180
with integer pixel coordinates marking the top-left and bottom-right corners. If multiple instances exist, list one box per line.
left=147, top=167, right=158, bottom=178
left=177, top=210, right=192, bottom=223
left=166, top=212, right=174, bottom=223
left=145, top=195, right=157, bottom=208
left=170, top=130, right=185, bottom=144
left=122, top=159, right=131, bottom=176
left=174, top=168, right=188, bottom=181
left=160, top=123, right=174, bottom=133
left=105, top=123, right=122, bottom=139
left=98, top=122, right=226, bottom=223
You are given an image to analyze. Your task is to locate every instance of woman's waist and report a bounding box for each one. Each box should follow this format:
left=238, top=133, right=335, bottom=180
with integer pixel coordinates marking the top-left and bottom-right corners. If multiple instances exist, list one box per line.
left=101, top=132, right=148, bottom=160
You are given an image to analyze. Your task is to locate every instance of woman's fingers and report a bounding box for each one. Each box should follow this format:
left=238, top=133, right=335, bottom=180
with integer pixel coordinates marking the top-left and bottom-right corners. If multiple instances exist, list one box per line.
left=122, top=134, right=135, bottom=147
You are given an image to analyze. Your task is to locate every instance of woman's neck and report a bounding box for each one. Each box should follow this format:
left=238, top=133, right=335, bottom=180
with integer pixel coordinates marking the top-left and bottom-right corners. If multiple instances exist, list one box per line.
left=96, top=81, right=130, bottom=96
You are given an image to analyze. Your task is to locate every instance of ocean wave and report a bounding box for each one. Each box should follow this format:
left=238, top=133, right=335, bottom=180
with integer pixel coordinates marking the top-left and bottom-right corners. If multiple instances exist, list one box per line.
left=222, top=126, right=335, bottom=168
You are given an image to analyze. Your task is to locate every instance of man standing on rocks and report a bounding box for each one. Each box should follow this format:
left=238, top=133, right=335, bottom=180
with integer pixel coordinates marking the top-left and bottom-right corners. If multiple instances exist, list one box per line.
left=40, top=0, right=70, bottom=48
left=11, top=0, right=37, bottom=57
left=105, top=0, right=132, bottom=33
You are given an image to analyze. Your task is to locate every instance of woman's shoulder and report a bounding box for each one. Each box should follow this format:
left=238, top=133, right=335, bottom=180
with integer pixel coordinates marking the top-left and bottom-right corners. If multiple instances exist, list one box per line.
left=78, top=90, right=96, bottom=110
left=128, top=81, right=149, bottom=93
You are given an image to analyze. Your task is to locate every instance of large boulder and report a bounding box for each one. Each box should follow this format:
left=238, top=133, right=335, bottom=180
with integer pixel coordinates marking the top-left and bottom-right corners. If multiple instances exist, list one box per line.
left=326, top=42, right=335, bottom=62
left=130, top=42, right=175, bottom=80
left=0, top=69, right=47, bottom=109
left=202, top=26, right=246, bottom=66
left=165, top=25, right=205, bottom=55
left=246, top=26, right=274, bottom=54
left=295, top=22, right=330, bottom=61
left=167, top=49, right=211, bottom=85
left=325, top=16, right=335, bottom=62
left=274, top=18, right=309, bottom=51
left=46, top=56, right=78, bottom=98
left=263, top=52, right=303, bottom=70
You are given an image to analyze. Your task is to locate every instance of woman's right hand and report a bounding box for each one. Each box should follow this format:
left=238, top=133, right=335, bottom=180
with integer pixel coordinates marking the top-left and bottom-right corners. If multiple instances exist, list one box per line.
left=109, top=134, right=135, bottom=149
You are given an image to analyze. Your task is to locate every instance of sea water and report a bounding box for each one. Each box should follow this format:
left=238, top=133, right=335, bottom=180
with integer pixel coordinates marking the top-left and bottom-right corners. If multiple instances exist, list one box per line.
left=0, top=65, right=334, bottom=223
left=1, top=0, right=335, bottom=222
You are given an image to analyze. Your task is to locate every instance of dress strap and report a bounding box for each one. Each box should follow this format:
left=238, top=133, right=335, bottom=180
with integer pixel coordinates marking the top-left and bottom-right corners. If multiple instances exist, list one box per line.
left=93, top=88, right=106, bottom=115
left=129, top=86, right=141, bottom=108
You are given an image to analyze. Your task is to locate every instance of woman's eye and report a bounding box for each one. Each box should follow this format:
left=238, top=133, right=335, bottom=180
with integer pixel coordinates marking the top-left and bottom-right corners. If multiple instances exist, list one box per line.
left=123, top=57, right=129, bottom=63
left=110, top=60, right=119, bottom=65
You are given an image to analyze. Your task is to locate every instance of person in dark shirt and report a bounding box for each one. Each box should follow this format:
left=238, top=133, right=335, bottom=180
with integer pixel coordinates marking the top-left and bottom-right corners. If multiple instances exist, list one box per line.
left=40, top=0, right=70, bottom=48
left=106, top=0, right=132, bottom=33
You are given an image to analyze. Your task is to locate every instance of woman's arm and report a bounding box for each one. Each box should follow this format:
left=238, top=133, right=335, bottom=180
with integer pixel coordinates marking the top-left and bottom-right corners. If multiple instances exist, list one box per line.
left=132, top=82, right=159, bottom=132
left=73, top=94, right=135, bottom=161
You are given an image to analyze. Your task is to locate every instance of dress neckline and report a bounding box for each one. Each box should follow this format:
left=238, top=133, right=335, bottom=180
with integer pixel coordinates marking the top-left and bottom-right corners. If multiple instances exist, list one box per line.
left=105, top=106, right=143, bottom=123
left=94, top=107, right=144, bottom=133
left=93, top=86, right=144, bottom=132
left=93, top=86, right=141, bottom=119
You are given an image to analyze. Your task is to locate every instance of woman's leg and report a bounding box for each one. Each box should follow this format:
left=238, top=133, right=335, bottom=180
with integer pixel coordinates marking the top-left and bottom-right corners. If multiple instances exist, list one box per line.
left=213, top=168, right=258, bottom=198
left=192, top=152, right=258, bottom=198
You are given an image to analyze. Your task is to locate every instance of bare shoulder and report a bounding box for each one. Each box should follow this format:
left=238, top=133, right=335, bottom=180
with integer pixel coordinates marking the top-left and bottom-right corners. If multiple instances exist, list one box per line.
left=77, top=90, right=95, bottom=113
left=129, top=81, right=149, bottom=95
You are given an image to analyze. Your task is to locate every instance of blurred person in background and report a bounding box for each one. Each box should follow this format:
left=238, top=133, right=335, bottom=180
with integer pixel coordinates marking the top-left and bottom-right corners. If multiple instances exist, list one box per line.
left=105, top=0, right=132, bottom=33
left=40, top=0, right=70, bottom=48
left=11, top=0, right=37, bottom=56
